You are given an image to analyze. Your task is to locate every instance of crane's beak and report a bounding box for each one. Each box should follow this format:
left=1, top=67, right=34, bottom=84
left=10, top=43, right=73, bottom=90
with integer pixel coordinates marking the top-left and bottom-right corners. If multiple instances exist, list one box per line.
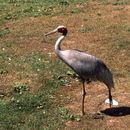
left=45, top=29, right=57, bottom=36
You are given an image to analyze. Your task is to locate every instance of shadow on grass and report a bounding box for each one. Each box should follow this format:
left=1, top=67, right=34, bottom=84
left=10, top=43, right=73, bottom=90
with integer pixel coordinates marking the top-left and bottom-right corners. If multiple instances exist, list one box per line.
left=101, top=106, right=130, bottom=116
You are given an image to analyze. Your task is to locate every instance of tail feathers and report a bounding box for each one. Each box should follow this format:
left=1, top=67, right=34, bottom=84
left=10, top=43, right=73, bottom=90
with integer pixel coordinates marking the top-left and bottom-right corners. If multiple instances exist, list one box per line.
left=97, top=65, right=114, bottom=89
left=104, top=70, right=114, bottom=89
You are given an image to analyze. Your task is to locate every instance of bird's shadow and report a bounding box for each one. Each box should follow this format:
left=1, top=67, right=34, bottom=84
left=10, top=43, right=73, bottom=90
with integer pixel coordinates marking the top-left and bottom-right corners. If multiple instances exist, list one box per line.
left=101, top=106, right=130, bottom=117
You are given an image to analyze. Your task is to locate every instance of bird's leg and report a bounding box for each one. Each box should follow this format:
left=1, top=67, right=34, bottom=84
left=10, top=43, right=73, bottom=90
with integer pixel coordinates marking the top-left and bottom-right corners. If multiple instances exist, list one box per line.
left=81, top=81, right=86, bottom=116
left=108, top=88, right=113, bottom=108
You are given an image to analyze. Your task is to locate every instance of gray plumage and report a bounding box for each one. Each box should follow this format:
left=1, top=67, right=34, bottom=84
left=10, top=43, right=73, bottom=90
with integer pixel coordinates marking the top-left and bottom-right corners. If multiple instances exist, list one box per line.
left=59, top=49, right=114, bottom=88
left=45, top=25, right=114, bottom=116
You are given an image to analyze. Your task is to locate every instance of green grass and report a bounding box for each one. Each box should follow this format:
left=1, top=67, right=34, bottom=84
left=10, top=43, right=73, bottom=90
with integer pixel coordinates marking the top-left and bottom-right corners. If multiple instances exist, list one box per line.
left=0, top=0, right=130, bottom=129
left=0, top=28, right=10, bottom=37
left=79, top=26, right=94, bottom=33
left=112, top=0, right=129, bottom=5
left=0, top=44, right=78, bottom=129
left=0, top=92, right=62, bottom=130
left=115, top=40, right=130, bottom=50
left=0, top=51, right=75, bottom=130
left=0, top=0, right=89, bottom=25
left=96, top=0, right=130, bottom=5
left=59, top=107, right=81, bottom=121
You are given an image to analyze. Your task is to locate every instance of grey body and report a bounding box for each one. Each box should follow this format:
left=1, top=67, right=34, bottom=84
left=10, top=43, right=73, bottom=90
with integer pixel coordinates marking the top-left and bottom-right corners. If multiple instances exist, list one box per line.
left=59, top=49, right=114, bottom=88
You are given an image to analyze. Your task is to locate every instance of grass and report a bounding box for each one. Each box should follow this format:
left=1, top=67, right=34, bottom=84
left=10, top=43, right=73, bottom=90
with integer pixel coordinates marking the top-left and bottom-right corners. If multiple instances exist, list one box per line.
left=112, top=0, right=129, bottom=5
left=59, top=107, right=81, bottom=121
left=0, top=0, right=89, bottom=25
left=0, top=51, right=74, bottom=130
left=96, top=0, right=130, bottom=5
left=0, top=26, right=74, bottom=129
left=0, top=28, right=10, bottom=37
left=1, top=0, right=129, bottom=25
left=0, top=0, right=130, bottom=130
left=0, top=92, right=61, bottom=130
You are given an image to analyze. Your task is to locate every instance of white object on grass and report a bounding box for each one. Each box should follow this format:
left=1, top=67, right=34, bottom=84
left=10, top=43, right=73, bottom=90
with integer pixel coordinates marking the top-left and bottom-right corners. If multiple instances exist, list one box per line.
left=105, top=99, right=119, bottom=106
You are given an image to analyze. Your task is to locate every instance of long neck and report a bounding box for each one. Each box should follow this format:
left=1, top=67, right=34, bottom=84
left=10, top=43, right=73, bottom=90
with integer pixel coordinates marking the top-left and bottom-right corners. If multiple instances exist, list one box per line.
left=55, top=35, right=65, bottom=54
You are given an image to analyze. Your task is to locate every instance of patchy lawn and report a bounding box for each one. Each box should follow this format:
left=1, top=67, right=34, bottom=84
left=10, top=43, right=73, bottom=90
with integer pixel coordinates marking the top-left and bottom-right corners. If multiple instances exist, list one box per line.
left=0, top=0, right=130, bottom=130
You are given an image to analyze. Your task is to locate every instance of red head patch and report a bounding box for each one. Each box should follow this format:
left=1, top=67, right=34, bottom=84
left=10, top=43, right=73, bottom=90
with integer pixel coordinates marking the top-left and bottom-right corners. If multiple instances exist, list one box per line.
left=58, top=27, right=68, bottom=36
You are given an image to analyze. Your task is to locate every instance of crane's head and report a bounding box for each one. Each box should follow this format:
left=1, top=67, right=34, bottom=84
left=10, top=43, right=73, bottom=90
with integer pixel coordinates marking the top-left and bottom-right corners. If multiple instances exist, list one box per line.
left=45, top=25, right=68, bottom=36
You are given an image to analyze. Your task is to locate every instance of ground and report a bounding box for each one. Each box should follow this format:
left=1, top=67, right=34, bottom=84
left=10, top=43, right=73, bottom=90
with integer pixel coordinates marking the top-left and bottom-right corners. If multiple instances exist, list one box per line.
left=0, top=0, right=130, bottom=130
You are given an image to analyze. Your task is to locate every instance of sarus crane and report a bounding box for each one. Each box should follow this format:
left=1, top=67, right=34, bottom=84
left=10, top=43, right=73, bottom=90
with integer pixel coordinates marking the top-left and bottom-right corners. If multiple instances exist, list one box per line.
left=45, top=25, right=114, bottom=116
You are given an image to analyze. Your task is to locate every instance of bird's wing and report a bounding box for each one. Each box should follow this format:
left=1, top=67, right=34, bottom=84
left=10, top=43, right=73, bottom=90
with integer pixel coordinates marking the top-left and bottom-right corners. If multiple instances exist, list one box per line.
left=59, top=50, right=114, bottom=88
left=60, top=50, right=99, bottom=77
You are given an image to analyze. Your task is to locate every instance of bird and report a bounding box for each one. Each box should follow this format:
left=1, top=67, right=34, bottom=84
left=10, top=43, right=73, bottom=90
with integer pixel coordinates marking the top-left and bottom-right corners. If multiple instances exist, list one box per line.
left=45, top=25, right=114, bottom=116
